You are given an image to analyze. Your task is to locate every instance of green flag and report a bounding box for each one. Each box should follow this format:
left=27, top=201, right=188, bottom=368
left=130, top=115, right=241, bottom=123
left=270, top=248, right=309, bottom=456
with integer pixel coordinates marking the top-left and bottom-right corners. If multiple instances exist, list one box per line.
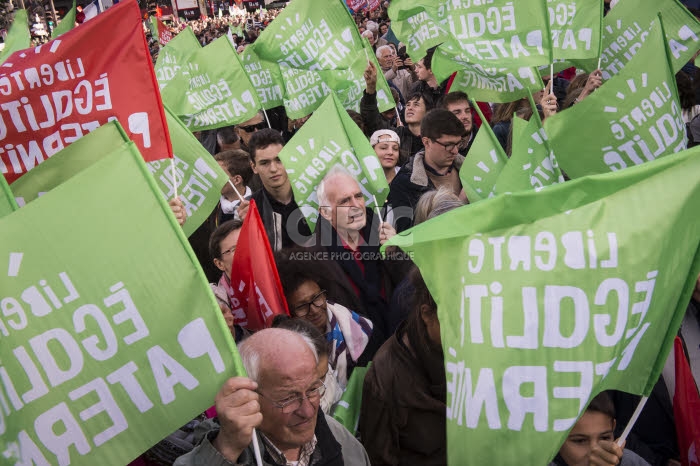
left=459, top=102, right=509, bottom=202
left=546, top=19, right=685, bottom=179
left=547, top=0, right=603, bottom=62
left=254, top=0, right=363, bottom=70
left=230, top=25, right=244, bottom=38
left=575, top=0, right=700, bottom=77
left=387, top=0, right=448, bottom=61
left=331, top=364, right=370, bottom=435
left=52, top=1, right=76, bottom=38
left=0, top=169, right=18, bottom=217
left=240, top=44, right=286, bottom=110
left=281, top=66, right=332, bottom=119
left=154, top=27, right=201, bottom=89
left=10, top=122, right=130, bottom=206
left=147, top=106, right=229, bottom=237
left=0, top=139, right=242, bottom=465
left=161, top=35, right=262, bottom=131
left=318, top=40, right=395, bottom=114
left=385, top=146, right=700, bottom=466
left=279, top=94, right=389, bottom=231
left=0, top=10, right=30, bottom=64
left=495, top=92, right=564, bottom=194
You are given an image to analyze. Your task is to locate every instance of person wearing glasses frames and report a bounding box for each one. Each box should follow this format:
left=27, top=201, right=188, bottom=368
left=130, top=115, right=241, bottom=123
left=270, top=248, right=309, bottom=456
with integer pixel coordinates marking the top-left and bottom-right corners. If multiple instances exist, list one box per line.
left=174, top=329, right=370, bottom=466
left=234, top=111, right=267, bottom=152
left=390, top=109, right=468, bottom=233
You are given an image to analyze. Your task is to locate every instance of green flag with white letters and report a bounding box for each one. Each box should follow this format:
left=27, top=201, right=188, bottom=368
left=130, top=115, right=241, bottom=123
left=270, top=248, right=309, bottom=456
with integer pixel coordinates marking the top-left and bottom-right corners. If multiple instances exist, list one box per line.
left=278, top=94, right=389, bottom=231
left=385, top=145, right=700, bottom=466
left=240, top=44, right=286, bottom=110
left=160, top=35, right=262, bottom=131
left=154, top=27, right=201, bottom=89
left=0, top=10, right=30, bottom=64
left=0, top=139, right=242, bottom=466
left=254, top=0, right=364, bottom=70
left=547, top=0, right=603, bottom=63
left=546, top=18, right=685, bottom=179
left=281, top=66, right=332, bottom=119
left=459, top=103, right=509, bottom=202
left=387, top=0, right=448, bottom=61
left=0, top=169, right=18, bottom=217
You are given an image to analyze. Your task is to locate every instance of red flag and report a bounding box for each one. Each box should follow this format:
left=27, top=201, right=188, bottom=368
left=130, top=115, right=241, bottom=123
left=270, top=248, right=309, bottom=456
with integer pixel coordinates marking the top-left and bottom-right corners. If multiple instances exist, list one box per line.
left=157, top=18, right=173, bottom=46
left=0, top=0, right=172, bottom=184
left=674, top=336, right=700, bottom=466
left=229, top=199, right=290, bottom=331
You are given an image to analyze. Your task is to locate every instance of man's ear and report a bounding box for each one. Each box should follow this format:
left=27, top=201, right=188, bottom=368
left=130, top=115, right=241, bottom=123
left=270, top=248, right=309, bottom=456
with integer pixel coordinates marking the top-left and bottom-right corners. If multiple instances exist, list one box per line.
left=250, top=160, right=258, bottom=175
left=319, top=206, right=332, bottom=221
left=421, top=136, right=431, bottom=147
left=232, top=174, right=243, bottom=186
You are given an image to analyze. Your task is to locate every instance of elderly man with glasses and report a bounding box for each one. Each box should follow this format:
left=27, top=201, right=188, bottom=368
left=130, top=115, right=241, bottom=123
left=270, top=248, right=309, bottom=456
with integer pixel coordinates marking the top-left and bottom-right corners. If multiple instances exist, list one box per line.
left=174, top=328, right=370, bottom=466
left=389, top=109, right=468, bottom=232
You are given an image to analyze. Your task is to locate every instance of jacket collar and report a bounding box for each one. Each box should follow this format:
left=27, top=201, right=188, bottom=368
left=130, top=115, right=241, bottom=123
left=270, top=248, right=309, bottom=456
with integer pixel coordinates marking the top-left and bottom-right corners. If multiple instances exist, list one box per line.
left=409, top=150, right=465, bottom=187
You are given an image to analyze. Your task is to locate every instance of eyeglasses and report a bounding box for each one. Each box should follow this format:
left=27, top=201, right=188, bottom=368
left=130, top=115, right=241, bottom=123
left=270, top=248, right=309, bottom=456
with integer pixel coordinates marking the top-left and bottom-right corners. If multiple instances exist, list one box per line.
left=220, top=245, right=236, bottom=257
left=292, top=290, right=327, bottom=317
left=431, top=138, right=463, bottom=152
left=258, top=381, right=326, bottom=413
left=238, top=122, right=267, bottom=133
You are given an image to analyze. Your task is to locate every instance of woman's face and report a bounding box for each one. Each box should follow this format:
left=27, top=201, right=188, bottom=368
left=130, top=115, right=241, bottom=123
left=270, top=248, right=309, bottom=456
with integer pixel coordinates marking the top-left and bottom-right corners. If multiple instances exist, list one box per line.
left=374, top=140, right=400, bottom=170
left=287, top=280, right=329, bottom=332
left=558, top=411, right=615, bottom=466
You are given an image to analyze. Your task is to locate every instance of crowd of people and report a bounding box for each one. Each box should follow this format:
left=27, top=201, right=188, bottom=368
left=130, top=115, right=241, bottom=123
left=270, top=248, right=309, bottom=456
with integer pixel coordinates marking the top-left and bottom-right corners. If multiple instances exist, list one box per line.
left=108, top=1, right=700, bottom=465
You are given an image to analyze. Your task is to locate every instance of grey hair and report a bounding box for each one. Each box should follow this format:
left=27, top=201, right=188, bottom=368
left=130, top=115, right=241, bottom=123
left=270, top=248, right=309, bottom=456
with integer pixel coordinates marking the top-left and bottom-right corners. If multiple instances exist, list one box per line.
left=365, top=20, right=378, bottom=33
left=376, top=45, right=393, bottom=58
left=238, top=330, right=319, bottom=384
left=316, top=165, right=356, bottom=212
left=361, top=30, right=374, bottom=40
left=414, top=186, right=465, bottom=225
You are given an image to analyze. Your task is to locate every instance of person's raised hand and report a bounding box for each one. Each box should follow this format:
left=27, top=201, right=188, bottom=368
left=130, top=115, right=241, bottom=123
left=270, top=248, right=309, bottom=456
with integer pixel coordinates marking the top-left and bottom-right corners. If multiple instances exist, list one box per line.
left=169, top=197, right=187, bottom=227
left=540, top=79, right=558, bottom=121
left=211, top=377, right=263, bottom=462
left=236, top=199, right=250, bottom=222
left=364, top=60, right=378, bottom=94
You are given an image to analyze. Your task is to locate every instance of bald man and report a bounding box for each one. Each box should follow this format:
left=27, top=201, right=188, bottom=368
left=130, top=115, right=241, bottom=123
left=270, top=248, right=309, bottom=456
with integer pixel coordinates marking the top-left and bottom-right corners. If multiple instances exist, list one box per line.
left=175, top=328, right=370, bottom=466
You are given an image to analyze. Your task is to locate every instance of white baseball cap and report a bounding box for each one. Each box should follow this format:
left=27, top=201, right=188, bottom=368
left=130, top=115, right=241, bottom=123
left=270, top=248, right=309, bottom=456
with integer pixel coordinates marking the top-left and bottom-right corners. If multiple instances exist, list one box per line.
left=370, top=129, right=400, bottom=147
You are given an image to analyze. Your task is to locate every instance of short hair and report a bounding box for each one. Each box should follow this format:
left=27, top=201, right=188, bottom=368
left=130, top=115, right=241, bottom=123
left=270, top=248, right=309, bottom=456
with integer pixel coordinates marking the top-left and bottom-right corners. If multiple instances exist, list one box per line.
left=247, top=128, right=284, bottom=164
left=413, top=186, right=465, bottom=225
left=316, top=165, right=356, bottom=211
left=406, top=90, right=436, bottom=113
left=361, top=30, right=374, bottom=40
left=274, top=252, right=326, bottom=304
left=376, top=44, right=393, bottom=58
left=420, top=109, right=468, bottom=140
left=216, top=126, right=239, bottom=146
left=346, top=109, right=365, bottom=134
left=208, top=219, right=243, bottom=260
left=440, top=91, right=470, bottom=109
left=238, top=329, right=319, bottom=383
left=365, top=20, right=378, bottom=33
left=271, top=315, right=331, bottom=357
left=215, top=149, right=253, bottom=185
left=586, top=391, right=616, bottom=419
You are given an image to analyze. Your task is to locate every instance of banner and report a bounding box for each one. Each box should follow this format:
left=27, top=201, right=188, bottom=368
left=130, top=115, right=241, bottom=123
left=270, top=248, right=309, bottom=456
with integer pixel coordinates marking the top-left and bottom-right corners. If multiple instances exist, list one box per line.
left=278, top=94, right=388, bottom=231
left=0, top=166, right=18, bottom=217
left=156, top=18, right=174, bottom=46
left=229, top=199, right=290, bottom=331
left=387, top=1, right=448, bottom=61
left=53, top=1, right=77, bottom=38
left=154, top=27, right=201, bottom=89
left=0, top=10, right=30, bottom=64
left=147, top=106, right=229, bottom=237
left=240, top=44, right=285, bottom=110
left=0, top=140, right=242, bottom=465
left=161, top=35, right=262, bottom=131
left=254, top=0, right=364, bottom=70
left=0, top=0, right=172, bottom=185
left=459, top=102, right=509, bottom=202
left=546, top=19, right=685, bottom=179
left=547, top=0, right=603, bottom=63
left=385, top=146, right=700, bottom=466
left=281, top=66, right=332, bottom=119
left=575, top=0, right=700, bottom=78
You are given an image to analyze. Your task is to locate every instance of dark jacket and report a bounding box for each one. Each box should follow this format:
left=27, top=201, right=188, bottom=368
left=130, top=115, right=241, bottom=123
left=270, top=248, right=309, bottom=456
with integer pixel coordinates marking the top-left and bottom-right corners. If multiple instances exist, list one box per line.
left=359, top=320, right=446, bottom=466
left=389, top=149, right=465, bottom=232
left=252, top=188, right=312, bottom=252
left=360, top=91, right=424, bottom=164
left=188, top=202, right=238, bottom=283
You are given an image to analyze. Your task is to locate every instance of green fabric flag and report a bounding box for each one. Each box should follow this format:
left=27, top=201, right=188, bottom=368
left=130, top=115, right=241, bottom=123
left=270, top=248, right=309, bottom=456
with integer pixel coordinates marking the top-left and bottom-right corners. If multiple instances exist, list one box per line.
left=318, top=40, right=395, bottom=114
left=575, top=0, right=700, bottom=78
left=52, top=1, right=76, bottom=38
left=281, top=66, right=332, bottom=119
left=161, top=35, right=262, bottom=131
left=254, top=0, right=364, bottom=70
left=0, top=168, right=18, bottom=217
left=331, top=364, right=370, bottom=436
left=240, top=44, right=285, bottom=110
left=495, top=94, right=564, bottom=194
left=230, top=25, right=244, bottom=38
left=547, top=0, right=603, bottom=62
left=0, top=10, right=30, bottom=64
left=545, top=19, right=685, bottom=179
left=459, top=102, right=509, bottom=202
left=147, top=105, right=229, bottom=237
left=279, top=94, right=389, bottom=232
left=154, top=27, right=201, bottom=89
left=10, top=122, right=130, bottom=206
left=0, top=139, right=242, bottom=465
left=148, top=16, right=159, bottom=39
left=385, top=146, right=700, bottom=466
left=387, top=0, right=448, bottom=61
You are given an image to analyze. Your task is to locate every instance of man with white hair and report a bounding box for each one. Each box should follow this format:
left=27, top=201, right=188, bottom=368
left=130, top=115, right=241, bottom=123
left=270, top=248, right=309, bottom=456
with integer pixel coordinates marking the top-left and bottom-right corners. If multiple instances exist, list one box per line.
left=376, top=44, right=416, bottom=102
left=174, top=328, right=370, bottom=466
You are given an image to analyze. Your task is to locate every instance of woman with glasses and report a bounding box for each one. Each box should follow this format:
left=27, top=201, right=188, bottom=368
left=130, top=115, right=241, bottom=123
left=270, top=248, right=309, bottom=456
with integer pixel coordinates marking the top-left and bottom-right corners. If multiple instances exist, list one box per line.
left=275, top=254, right=377, bottom=389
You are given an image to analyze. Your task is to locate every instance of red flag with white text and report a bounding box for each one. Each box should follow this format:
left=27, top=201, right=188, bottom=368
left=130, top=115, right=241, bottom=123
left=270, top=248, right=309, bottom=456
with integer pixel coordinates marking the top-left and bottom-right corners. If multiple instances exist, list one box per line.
left=0, top=0, right=172, bottom=184
left=674, top=336, right=700, bottom=466
left=229, top=199, right=290, bottom=331
left=157, top=18, right=173, bottom=46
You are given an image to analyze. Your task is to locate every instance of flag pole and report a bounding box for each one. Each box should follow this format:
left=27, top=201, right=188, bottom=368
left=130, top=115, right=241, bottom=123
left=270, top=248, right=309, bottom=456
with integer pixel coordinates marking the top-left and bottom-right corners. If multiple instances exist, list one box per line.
left=251, top=429, right=263, bottom=466
left=262, top=108, right=272, bottom=128
left=372, top=194, right=384, bottom=224
left=616, top=396, right=648, bottom=446
left=549, top=63, right=554, bottom=95
left=171, top=158, right=179, bottom=199
left=228, top=179, right=246, bottom=203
